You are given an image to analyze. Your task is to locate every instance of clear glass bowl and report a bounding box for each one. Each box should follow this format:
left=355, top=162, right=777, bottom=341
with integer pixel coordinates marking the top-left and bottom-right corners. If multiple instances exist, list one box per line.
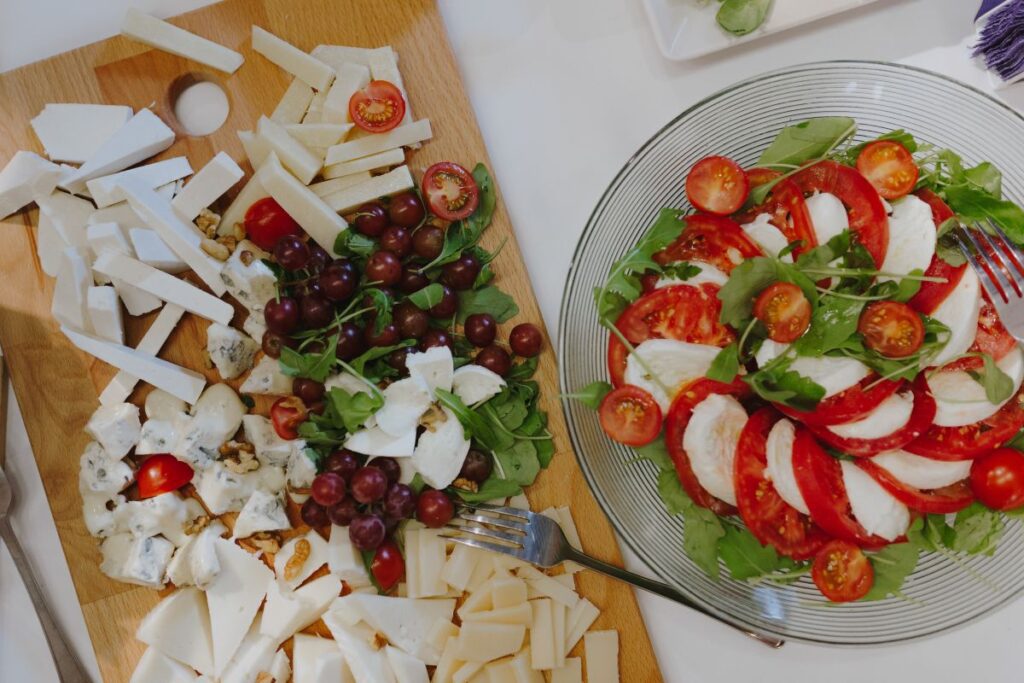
left=558, top=61, right=1024, bottom=645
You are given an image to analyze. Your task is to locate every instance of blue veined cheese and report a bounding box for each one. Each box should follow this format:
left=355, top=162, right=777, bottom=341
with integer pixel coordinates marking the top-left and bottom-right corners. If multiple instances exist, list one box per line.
left=287, top=444, right=317, bottom=491
left=220, top=240, right=277, bottom=313
left=232, top=490, right=291, bottom=539
left=242, top=312, right=267, bottom=343
left=452, top=365, right=506, bottom=406
left=136, top=414, right=187, bottom=455
left=82, top=492, right=126, bottom=538
left=239, top=356, right=293, bottom=395
left=242, top=414, right=294, bottom=467
left=113, top=492, right=192, bottom=546
left=85, top=402, right=142, bottom=458
left=79, top=440, right=134, bottom=496
left=100, top=533, right=175, bottom=588
left=412, top=406, right=470, bottom=489
left=195, top=462, right=287, bottom=515
left=174, top=383, right=247, bottom=469
left=206, top=323, right=259, bottom=380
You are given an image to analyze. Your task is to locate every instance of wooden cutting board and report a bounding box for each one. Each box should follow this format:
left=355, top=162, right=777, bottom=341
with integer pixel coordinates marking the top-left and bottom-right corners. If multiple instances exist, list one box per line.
left=0, top=1, right=662, bottom=680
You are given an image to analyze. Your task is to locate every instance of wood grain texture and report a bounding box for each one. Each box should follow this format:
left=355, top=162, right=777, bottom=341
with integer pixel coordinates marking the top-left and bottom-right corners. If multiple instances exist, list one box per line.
left=0, top=1, right=663, bottom=681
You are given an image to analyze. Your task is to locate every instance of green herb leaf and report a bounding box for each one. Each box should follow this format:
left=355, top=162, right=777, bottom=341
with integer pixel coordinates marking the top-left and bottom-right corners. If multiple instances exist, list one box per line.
left=718, top=525, right=797, bottom=581
left=950, top=503, right=1004, bottom=555
left=661, top=262, right=702, bottom=282
left=435, top=389, right=502, bottom=448
left=407, top=283, right=446, bottom=310
left=633, top=437, right=672, bottom=470
left=348, top=340, right=415, bottom=378
left=791, top=295, right=864, bottom=356
left=744, top=360, right=826, bottom=411
left=362, top=288, right=394, bottom=333
left=326, top=387, right=384, bottom=433
left=716, top=0, right=772, bottom=36
left=279, top=335, right=338, bottom=382
left=717, top=257, right=817, bottom=329
left=707, top=343, right=741, bottom=383
left=963, top=161, right=1003, bottom=198
left=454, top=476, right=522, bottom=504
left=334, top=230, right=377, bottom=259
left=507, top=356, right=538, bottom=382
left=757, top=117, right=858, bottom=168
left=494, top=439, right=541, bottom=486
left=863, top=542, right=920, bottom=601
left=944, top=185, right=1024, bottom=243
left=456, top=285, right=519, bottom=324
left=935, top=217, right=967, bottom=267
left=973, top=353, right=1016, bottom=404
left=565, top=380, right=612, bottom=410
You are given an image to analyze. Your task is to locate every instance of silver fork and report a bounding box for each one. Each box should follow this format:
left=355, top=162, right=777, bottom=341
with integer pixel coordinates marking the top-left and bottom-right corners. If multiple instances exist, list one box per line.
left=956, top=219, right=1024, bottom=342
left=444, top=503, right=785, bottom=648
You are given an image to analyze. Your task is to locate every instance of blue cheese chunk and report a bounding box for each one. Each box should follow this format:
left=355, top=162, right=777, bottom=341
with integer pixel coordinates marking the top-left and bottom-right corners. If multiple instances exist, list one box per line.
left=173, top=383, right=247, bottom=469
left=220, top=239, right=277, bottom=313
left=100, top=533, right=175, bottom=588
left=82, top=492, right=125, bottom=538
left=85, top=402, right=141, bottom=458
left=206, top=323, right=259, bottom=380
left=144, top=389, right=187, bottom=421
left=242, top=313, right=267, bottom=343
left=136, top=415, right=187, bottom=455
left=233, top=489, right=291, bottom=539
left=287, top=444, right=317, bottom=490
left=113, top=492, right=191, bottom=546
left=242, top=414, right=295, bottom=467
left=79, top=441, right=134, bottom=496
left=195, top=462, right=287, bottom=515
left=239, top=356, right=293, bottom=395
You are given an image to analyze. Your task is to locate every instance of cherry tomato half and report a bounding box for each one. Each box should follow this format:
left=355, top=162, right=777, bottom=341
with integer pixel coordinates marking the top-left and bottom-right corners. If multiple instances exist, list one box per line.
left=685, top=156, right=749, bottom=216
left=137, top=454, right=194, bottom=499
left=811, top=540, right=875, bottom=602
left=970, top=448, right=1024, bottom=511
left=753, top=282, right=812, bottom=343
left=857, top=301, right=924, bottom=358
left=271, top=396, right=307, bottom=440
left=244, top=197, right=302, bottom=251
left=856, top=141, right=919, bottom=200
left=421, top=162, right=479, bottom=221
left=598, top=385, right=663, bottom=447
left=371, top=539, right=406, bottom=591
left=348, top=80, right=406, bottom=133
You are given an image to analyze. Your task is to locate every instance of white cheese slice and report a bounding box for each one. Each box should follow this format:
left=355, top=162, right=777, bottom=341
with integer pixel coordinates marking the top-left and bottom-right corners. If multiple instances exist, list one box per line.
left=530, top=599, right=556, bottom=670
left=86, top=156, right=193, bottom=208
left=121, top=8, right=244, bottom=73
left=292, top=633, right=345, bottom=683
left=452, top=364, right=506, bottom=405
left=267, top=649, right=291, bottom=683
left=51, top=246, right=94, bottom=332
left=99, top=304, right=186, bottom=405
left=327, top=523, right=372, bottom=587
left=86, top=221, right=134, bottom=282
left=31, top=104, right=132, bottom=164
left=763, top=418, right=809, bottom=515
left=121, top=182, right=228, bottom=295
left=87, top=285, right=125, bottom=344
left=261, top=152, right=349, bottom=256
left=827, top=391, right=914, bottom=439
left=59, top=109, right=175, bottom=193
left=274, top=530, right=330, bottom=589
left=322, top=62, right=371, bottom=124
left=302, top=89, right=329, bottom=124
left=136, top=587, right=215, bottom=676
left=870, top=450, right=972, bottom=490
left=271, top=78, right=316, bottom=124
left=929, top=345, right=1024, bottom=426
left=344, top=425, right=417, bottom=458
left=261, top=574, right=341, bottom=644
left=206, top=538, right=274, bottom=675
left=623, top=339, right=720, bottom=413
left=683, top=393, right=747, bottom=506
left=376, top=375, right=433, bottom=437
left=741, top=212, right=792, bottom=261
left=321, top=616, right=397, bottom=683
left=92, top=251, right=234, bottom=324
left=840, top=460, right=910, bottom=541
left=324, top=119, right=432, bottom=166
left=564, top=599, right=599, bottom=654
left=412, top=406, right=471, bottom=489
left=172, top=151, right=244, bottom=221
left=879, top=194, right=937, bottom=282
left=584, top=631, right=620, bottom=683
left=518, top=565, right=579, bottom=608
left=129, top=227, right=188, bottom=273
left=930, top=265, right=984, bottom=366
left=257, top=116, right=322, bottom=185
left=36, top=212, right=68, bottom=276
left=0, top=151, right=63, bottom=218
left=89, top=201, right=146, bottom=229
left=453, top=622, right=526, bottom=664
left=323, top=148, right=406, bottom=180
left=312, top=651, right=351, bottom=683
left=312, top=44, right=397, bottom=69
left=441, top=543, right=482, bottom=593
left=37, top=189, right=94, bottom=248
left=343, top=593, right=456, bottom=665
left=406, top=346, right=455, bottom=396
left=789, top=354, right=870, bottom=399
left=237, top=130, right=272, bottom=169
left=240, top=355, right=293, bottom=395
left=130, top=646, right=200, bottom=683
left=321, top=165, right=415, bottom=214
left=386, top=646, right=429, bottom=683
left=285, top=122, right=353, bottom=148
left=219, top=620, right=277, bottom=683
left=63, top=324, right=206, bottom=403
left=251, top=26, right=335, bottom=91
left=805, top=192, right=849, bottom=245
left=309, top=172, right=374, bottom=198
left=551, top=658, right=583, bottom=683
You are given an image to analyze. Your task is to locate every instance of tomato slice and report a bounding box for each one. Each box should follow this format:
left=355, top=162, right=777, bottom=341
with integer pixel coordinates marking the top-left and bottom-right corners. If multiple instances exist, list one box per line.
left=791, top=427, right=892, bottom=548
left=857, top=301, right=925, bottom=359
left=685, top=156, right=750, bottom=216
left=970, top=448, right=1024, bottom=511
left=856, top=141, right=919, bottom=200
left=733, top=409, right=831, bottom=560
left=811, top=540, right=875, bottom=602
left=137, top=454, right=194, bottom=499
left=664, top=378, right=749, bottom=515
left=348, top=80, right=406, bottom=133
left=792, top=160, right=889, bottom=267
left=905, top=384, right=1024, bottom=460
left=856, top=460, right=973, bottom=514
left=653, top=214, right=763, bottom=274
left=607, top=284, right=735, bottom=386
left=244, top=197, right=302, bottom=251
left=736, top=171, right=818, bottom=258
left=271, top=396, right=307, bottom=440
left=908, top=189, right=966, bottom=315
left=945, top=295, right=1017, bottom=372
left=779, top=377, right=902, bottom=427
left=599, top=385, right=663, bottom=447
left=421, top=162, right=479, bottom=221
left=753, top=282, right=812, bottom=343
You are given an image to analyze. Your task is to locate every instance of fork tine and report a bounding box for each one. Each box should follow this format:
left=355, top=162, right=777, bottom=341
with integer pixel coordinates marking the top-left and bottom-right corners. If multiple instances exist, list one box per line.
left=458, top=511, right=528, bottom=533
left=973, top=225, right=1023, bottom=296
left=447, top=521, right=525, bottom=546
left=960, top=229, right=1014, bottom=301
left=443, top=534, right=528, bottom=559
left=461, top=502, right=532, bottom=520
left=956, top=233, right=1008, bottom=305
left=985, top=219, right=1024, bottom=273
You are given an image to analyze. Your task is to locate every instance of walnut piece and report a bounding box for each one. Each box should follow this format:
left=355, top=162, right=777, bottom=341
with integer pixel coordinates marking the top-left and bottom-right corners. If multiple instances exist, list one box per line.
left=184, top=515, right=211, bottom=536
left=283, top=538, right=312, bottom=581
left=201, top=237, right=230, bottom=261
left=223, top=444, right=259, bottom=474
left=255, top=673, right=273, bottom=683
left=453, top=478, right=479, bottom=493
left=238, top=248, right=256, bottom=266
left=243, top=531, right=281, bottom=555
left=419, top=404, right=447, bottom=433
left=370, top=631, right=388, bottom=651
left=232, top=222, right=247, bottom=242
left=217, top=235, right=238, bottom=252
left=196, top=208, right=221, bottom=237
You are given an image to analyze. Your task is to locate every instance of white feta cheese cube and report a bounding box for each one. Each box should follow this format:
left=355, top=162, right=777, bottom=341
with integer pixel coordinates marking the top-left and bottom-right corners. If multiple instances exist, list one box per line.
left=232, top=490, right=291, bottom=539
left=0, top=151, right=63, bottom=219
left=206, top=323, right=259, bottom=380
left=87, top=285, right=125, bottom=344
left=85, top=403, right=141, bottom=458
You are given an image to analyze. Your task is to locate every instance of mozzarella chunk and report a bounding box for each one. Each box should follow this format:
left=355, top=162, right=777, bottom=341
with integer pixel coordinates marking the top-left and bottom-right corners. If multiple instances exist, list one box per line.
left=452, top=364, right=507, bottom=405
left=682, top=394, right=747, bottom=506
left=655, top=262, right=729, bottom=288
left=741, top=213, right=792, bottom=262
left=879, top=195, right=936, bottom=281
left=805, top=192, right=849, bottom=245
left=871, top=450, right=972, bottom=490
left=240, top=356, right=293, bottom=395
left=79, top=441, right=134, bottom=496
left=85, top=402, right=141, bottom=458
left=206, top=323, right=259, bottom=380
left=790, top=355, right=870, bottom=399
left=406, top=345, right=455, bottom=395
left=929, top=346, right=1024, bottom=426
left=100, top=533, right=175, bottom=588
left=930, top=266, right=982, bottom=366
left=412, top=406, right=471, bottom=489
left=345, top=425, right=417, bottom=458
left=827, top=391, right=914, bottom=439
left=622, top=339, right=719, bottom=412
left=376, top=375, right=433, bottom=436
left=146, top=389, right=187, bottom=421
left=232, top=490, right=291, bottom=539
left=840, top=460, right=910, bottom=541
left=763, top=419, right=809, bottom=515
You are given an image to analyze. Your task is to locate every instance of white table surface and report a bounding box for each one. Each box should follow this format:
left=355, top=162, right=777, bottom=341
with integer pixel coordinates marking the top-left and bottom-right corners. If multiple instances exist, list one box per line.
left=3, top=1, right=1024, bottom=681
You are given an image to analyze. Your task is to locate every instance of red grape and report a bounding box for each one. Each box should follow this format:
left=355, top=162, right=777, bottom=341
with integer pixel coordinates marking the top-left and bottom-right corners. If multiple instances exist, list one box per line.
left=349, top=514, right=387, bottom=551
left=320, top=267, right=358, bottom=302
left=265, top=297, right=300, bottom=335
left=336, top=322, right=366, bottom=360
left=388, top=192, right=425, bottom=228
left=463, top=313, right=497, bottom=347
left=274, top=235, right=310, bottom=271
left=475, top=345, right=511, bottom=377
left=428, top=285, right=458, bottom=319
left=416, top=490, right=455, bottom=528
left=350, top=466, right=389, bottom=504
left=354, top=202, right=388, bottom=237
left=368, top=457, right=401, bottom=485
left=311, top=472, right=347, bottom=507
left=292, top=377, right=325, bottom=405
left=380, top=226, right=412, bottom=257
left=441, top=252, right=481, bottom=291
left=261, top=330, right=296, bottom=359
left=328, top=497, right=359, bottom=527
left=420, top=329, right=453, bottom=351
left=398, top=265, right=429, bottom=294
left=300, top=294, right=333, bottom=329
left=383, top=483, right=416, bottom=520
left=459, top=450, right=493, bottom=483
left=300, top=498, right=329, bottom=527
left=366, top=250, right=402, bottom=286
left=365, top=322, right=400, bottom=347
left=509, top=323, right=543, bottom=357
left=412, top=225, right=444, bottom=260
left=394, top=302, right=430, bottom=339
left=324, top=450, right=361, bottom=481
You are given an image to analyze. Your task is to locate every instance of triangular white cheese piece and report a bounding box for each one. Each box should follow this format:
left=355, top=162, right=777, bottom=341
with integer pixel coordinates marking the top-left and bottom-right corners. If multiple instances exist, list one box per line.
left=343, top=593, right=455, bottom=666
left=135, top=587, right=214, bottom=676
left=205, top=539, right=273, bottom=675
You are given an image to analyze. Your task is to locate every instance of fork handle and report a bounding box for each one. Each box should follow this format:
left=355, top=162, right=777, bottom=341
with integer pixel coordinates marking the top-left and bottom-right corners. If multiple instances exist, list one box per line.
left=0, top=519, right=94, bottom=681
left=563, top=546, right=785, bottom=649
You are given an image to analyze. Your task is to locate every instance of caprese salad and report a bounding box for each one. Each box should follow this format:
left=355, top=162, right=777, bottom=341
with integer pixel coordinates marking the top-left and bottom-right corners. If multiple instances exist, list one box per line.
left=1, top=12, right=613, bottom=683
left=583, top=116, right=1024, bottom=602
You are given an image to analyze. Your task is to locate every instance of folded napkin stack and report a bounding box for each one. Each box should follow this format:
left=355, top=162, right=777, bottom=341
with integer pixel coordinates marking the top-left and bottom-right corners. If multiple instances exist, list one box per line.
left=974, top=0, right=1024, bottom=87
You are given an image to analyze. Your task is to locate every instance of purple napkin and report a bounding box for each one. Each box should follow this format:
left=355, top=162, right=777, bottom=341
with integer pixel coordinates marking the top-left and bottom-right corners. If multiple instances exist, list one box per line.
left=973, top=0, right=1024, bottom=83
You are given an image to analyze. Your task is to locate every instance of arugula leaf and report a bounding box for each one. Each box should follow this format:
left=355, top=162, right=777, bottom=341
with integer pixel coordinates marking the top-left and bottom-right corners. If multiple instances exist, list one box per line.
left=715, top=0, right=771, bottom=36
left=407, top=283, right=446, bottom=310
left=362, top=288, right=393, bottom=333
left=757, top=117, right=857, bottom=168
left=436, top=389, right=502, bottom=448
left=494, top=439, right=541, bottom=486
left=507, top=356, right=538, bottom=381
left=297, top=415, right=346, bottom=446
left=863, top=542, right=920, bottom=601
left=717, top=257, right=817, bottom=329
left=944, top=185, right=1024, bottom=243
left=454, top=475, right=522, bottom=503
left=972, top=353, right=1015, bottom=403
left=964, top=161, right=1003, bottom=198
left=633, top=437, right=673, bottom=470
left=564, top=380, right=612, bottom=410
left=718, top=525, right=797, bottom=581
left=334, top=230, right=376, bottom=259
left=950, top=503, right=1004, bottom=555
left=892, top=269, right=924, bottom=302
left=794, top=231, right=852, bottom=271
left=935, top=217, right=967, bottom=267
left=456, top=285, right=519, bottom=324
left=279, top=335, right=338, bottom=382
left=707, top=343, right=741, bottom=383
left=420, top=164, right=497, bottom=270
left=348, top=340, right=415, bottom=378
left=792, top=295, right=864, bottom=356
left=661, top=262, right=702, bottom=281
left=655, top=468, right=724, bottom=579
left=744, top=360, right=826, bottom=411
left=326, top=387, right=384, bottom=433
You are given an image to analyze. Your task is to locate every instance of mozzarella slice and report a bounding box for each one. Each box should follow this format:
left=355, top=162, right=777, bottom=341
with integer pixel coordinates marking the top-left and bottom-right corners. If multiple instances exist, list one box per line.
left=805, top=192, right=849, bottom=245
left=754, top=339, right=788, bottom=367
left=681, top=393, right=747, bottom=505
left=790, top=355, right=870, bottom=399
left=827, top=391, right=914, bottom=440
left=741, top=213, right=791, bottom=261
left=31, top=104, right=132, bottom=165
left=840, top=460, right=910, bottom=541
left=871, top=450, right=972, bottom=490
left=930, top=345, right=1024, bottom=426
left=452, top=364, right=506, bottom=405
left=412, top=406, right=471, bottom=489
left=655, top=262, right=729, bottom=288
left=879, top=195, right=936, bottom=281
left=376, top=375, right=433, bottom=436
left=345, top=425, right=417, bottom=458
left=763, top=418, right=809, bottom=515
left=406, top=345, right=455, bottom=395
left=622, top=339, right=720, bottom=412
left=930, top=265, right=982, bottom=366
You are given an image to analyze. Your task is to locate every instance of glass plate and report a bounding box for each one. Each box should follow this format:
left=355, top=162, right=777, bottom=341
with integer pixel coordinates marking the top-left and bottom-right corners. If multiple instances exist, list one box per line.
left=558, top=61, right=1024, bottom=645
